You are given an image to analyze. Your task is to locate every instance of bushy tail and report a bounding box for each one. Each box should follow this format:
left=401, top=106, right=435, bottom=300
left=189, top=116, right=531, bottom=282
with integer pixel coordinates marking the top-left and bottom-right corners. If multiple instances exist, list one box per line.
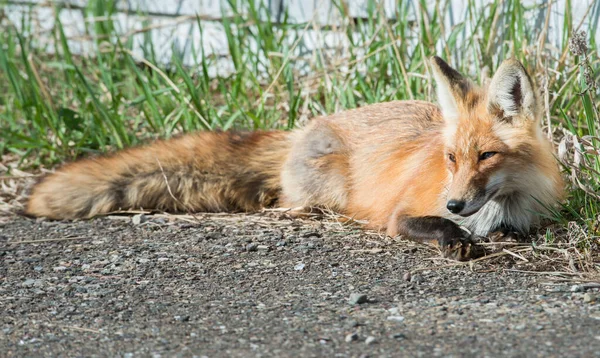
left=26, top=131, right=291, bottom=219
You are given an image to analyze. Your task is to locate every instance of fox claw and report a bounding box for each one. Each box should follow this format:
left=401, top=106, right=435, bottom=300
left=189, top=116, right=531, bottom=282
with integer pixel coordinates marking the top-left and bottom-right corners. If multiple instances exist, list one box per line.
left=438, top=235, right=485, bottom=261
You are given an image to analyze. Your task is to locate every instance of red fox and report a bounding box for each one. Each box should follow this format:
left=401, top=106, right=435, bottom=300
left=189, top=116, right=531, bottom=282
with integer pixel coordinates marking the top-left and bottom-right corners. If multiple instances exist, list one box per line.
left=26, top=57, right=564, bottom=260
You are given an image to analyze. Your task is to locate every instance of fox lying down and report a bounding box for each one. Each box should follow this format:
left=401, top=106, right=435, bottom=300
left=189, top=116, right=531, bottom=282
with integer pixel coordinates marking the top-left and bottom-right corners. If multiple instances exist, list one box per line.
left=26, top=57, right=564, bottom=260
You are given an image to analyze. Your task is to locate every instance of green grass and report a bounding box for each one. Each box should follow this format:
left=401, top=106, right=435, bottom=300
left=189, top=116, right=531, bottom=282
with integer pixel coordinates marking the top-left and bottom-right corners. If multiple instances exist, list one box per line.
left=0, top=0, right=599, bottom=242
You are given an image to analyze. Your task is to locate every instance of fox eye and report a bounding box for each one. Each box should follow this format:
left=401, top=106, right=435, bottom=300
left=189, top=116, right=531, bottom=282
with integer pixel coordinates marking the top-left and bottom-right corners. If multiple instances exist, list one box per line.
left=479, top=152, right=497, bottom=161
left=448, top=153, right=456, bottom=163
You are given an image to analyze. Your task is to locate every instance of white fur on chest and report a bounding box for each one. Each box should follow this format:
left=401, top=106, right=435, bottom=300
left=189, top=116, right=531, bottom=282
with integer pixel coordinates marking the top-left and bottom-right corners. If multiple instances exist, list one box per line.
left=450, top=193, right=536, bottom=236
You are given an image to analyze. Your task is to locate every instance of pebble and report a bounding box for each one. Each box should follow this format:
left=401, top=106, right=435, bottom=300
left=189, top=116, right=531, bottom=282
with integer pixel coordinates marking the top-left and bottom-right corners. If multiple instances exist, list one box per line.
left=153, top=218, right=168, bottom=225
left=22, top=279, right=37, bottom=288
left=514, top=324, right=526, bottom=331
left=345, top=320, right=360, bottom=329
left=174, top=315, right=190, bottom=322
left=388, top=307, right=400, bottom=315
left=391, top=333, right=407, bottom=340
left=53, top=266, right=67, bottom=272
left=257, top=245, right=270, bottom=251
left=131, top=214, right=147, bottom=225
left=33, top=266, right=43, bottom=272
left=205, top=232, right=222, bottom=240
left=365, top=336, right=377, bottom=345
left=584, top=293, right=595, bottom=303
left=345, top=332, right=359, bottom=342
left=387, top=316, right=405, bottom=323
left=348, top=293, right=368, bottom=305
left=403, top=272, right=411, bottom=281
left=246, top=243, right=258, bottom=252
left=294, top=263, right=305, bottom=271
left=410, top=274, right=424, bottom=283
left=571, top=285, right=583, bottom=292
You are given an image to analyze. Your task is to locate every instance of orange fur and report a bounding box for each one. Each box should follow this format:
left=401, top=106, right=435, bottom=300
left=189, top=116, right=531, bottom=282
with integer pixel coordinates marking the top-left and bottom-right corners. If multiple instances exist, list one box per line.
left=27, top=131, right=291, bottom=219
left=27, top=57, right=564, bottom=259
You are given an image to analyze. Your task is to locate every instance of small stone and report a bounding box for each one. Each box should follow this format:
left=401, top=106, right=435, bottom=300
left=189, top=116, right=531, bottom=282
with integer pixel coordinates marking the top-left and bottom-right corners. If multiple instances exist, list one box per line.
left=570, top=285, right=583, bottom=292
left=157, top=257, right=169, bottom=262
left=53, top=266, right=67, bottom=272
left=584, top=293, right=595, bottom=303
left=34, top=266, right=43, bottom=272
left=345, top=320, right=360, bottom=329
left=410, top=274, right=423, bottom=283
left=138, top=258, right=150, bottom=264
left=403, top=272, right=411, bottom=281
left=131, top=214, right=147, bottom=225
left=388, top=307, right=400, bottom=315
left=387, top=316, right=405, bottom=323
left=345, top=332, right=359, bottom=342
left=294, top=262, right=305, bottom=271
left=348, top=293, right=368, bottom=305
left=257, top=245, right=270, bottom=251
left=514, top=324, right=526, bottom=331
left=391, top=333, right=407, bottom=340
left=302, top=231, right=322, bottom=238
left=22, top=279, right=37, bottom=288
left=246, top=243, right=258, bottom=252
left=174, top=315, right=190, bottom=322
left=365, top=336, right=377, bottom=345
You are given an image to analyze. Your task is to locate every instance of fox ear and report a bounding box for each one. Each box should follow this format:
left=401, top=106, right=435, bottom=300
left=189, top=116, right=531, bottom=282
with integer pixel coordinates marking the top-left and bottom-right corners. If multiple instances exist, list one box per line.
left=487, top=59, right=537, bottom=122
left=430, top=56, right=472, bottom=122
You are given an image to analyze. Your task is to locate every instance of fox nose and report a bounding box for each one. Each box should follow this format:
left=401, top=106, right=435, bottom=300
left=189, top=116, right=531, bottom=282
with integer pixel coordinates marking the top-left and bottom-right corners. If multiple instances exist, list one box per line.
left=446, top=200, right=465, bottom=214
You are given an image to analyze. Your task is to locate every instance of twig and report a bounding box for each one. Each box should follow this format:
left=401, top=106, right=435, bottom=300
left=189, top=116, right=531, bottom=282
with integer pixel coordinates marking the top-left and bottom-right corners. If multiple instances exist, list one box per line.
left=8, top=236, right=87, bottom=244
left=155, top=158, right=182, bottom=208
left=253, top=14, right=314, bottom=108
left=506, top=269, right=584, bottom=277
left=154, top=158, right=202, bottom=224
left=28, top=53, right=54, bottom=111
left=379, top=5, right=413, bottom=100
left=60, top=326, right=101, bottom=334
left=123, top=49, right=211, bottom=129
left=502, top=248, right=530, bottom=262
left=413, top=250, right=512, bottom=272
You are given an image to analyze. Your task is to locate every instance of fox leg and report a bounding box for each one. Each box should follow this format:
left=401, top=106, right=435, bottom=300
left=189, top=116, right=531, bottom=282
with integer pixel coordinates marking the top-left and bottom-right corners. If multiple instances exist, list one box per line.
left=388, top=215, right=484, bottom=261
left=280, top=121, right=349, bottom=210
left=491, top=224, right=528, bottom=241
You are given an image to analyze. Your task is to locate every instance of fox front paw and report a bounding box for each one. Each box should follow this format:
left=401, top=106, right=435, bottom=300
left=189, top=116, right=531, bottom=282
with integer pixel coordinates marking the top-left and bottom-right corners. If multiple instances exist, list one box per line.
left=438, top=234, right=485, bottom=261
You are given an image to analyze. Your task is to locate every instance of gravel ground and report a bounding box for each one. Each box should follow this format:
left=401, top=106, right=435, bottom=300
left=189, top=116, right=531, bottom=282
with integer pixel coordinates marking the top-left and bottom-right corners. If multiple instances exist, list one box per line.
left=1, top=213, right=600, bottom=357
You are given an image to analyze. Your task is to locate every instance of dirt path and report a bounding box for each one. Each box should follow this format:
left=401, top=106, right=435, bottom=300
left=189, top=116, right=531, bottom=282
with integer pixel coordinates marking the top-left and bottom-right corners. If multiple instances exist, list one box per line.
left=1, top=214, right=599, bottom=357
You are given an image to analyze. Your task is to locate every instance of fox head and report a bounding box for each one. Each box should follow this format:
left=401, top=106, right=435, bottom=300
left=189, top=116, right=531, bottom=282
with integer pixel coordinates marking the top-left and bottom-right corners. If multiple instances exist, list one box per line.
left=431, top=56, right=561, bottom=221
